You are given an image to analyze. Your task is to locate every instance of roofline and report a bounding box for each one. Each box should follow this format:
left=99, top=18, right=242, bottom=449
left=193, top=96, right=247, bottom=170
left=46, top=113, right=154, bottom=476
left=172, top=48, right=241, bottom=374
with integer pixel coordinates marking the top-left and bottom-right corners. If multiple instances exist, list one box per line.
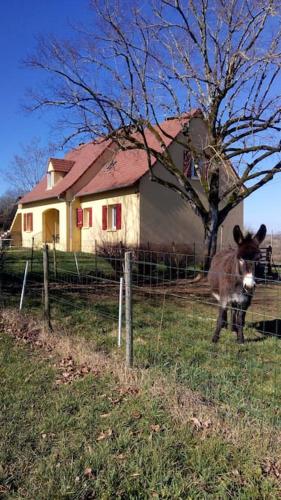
left=20, top=139, right=114, bottom=205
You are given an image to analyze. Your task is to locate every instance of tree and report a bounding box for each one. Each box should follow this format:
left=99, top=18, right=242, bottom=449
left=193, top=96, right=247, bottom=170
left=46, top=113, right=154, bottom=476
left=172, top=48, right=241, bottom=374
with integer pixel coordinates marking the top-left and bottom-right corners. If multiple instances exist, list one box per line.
left=26, top=0, right=281, bottom=268
left=5, top=137, right=56, bottom=195
left=0, top=190, right=19, bottom=232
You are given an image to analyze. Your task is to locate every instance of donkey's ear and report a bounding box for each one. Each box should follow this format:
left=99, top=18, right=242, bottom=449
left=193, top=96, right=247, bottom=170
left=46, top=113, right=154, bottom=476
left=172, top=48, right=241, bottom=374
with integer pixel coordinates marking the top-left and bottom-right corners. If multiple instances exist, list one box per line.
left=233, top=225, right=244, bottom=245
left=254, top=224, right=267, bottom=244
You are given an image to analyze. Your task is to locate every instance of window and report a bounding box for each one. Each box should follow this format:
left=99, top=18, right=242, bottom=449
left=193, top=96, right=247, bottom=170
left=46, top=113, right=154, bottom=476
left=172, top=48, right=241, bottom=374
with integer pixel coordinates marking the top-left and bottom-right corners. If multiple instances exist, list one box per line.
left=83, top=207, right=92, bottom=228
left=183, top=151, right=200, bottom=179
left=109, top=205, right=117, bottom=230
left=23, top=213, right=33, bottom=232
left=76, top=208, right=83, bottom=228
left=190, top=160, right=199, bottom=178
left=102, top=204, right=122, bottom=231
left=47, top=172, right=53, bottom=190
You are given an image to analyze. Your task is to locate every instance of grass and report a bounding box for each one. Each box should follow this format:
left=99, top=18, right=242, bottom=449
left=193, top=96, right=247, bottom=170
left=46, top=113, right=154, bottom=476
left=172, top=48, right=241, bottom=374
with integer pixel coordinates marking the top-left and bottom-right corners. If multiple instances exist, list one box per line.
left=0, top=331, right=281, bottom=498
left=1, top=248, right=281, bottom=496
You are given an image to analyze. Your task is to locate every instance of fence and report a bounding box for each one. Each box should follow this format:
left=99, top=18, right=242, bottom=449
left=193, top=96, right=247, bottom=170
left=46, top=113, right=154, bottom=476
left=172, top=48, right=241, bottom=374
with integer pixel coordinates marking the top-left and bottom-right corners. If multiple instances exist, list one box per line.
left=1, top=245, right=281, bottom=429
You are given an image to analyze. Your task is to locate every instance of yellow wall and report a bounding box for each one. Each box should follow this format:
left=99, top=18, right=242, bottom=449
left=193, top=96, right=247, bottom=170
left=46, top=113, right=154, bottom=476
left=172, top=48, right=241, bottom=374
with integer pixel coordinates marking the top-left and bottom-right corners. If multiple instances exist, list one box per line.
left=79, top=188, right=140, bottom=252
left=12, top=119, right=243, bottom=255
left=139, top=132, right=243, bottom=254
left=15, top=199, right=68, bottom=250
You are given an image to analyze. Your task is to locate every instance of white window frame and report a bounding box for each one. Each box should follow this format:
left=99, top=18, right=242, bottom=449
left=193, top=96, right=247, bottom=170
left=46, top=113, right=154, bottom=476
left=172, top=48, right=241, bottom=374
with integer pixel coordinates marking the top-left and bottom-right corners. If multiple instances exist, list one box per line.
left=47, top=172, right=53, bottom=190
left=83, top=207, right=91, bottom=228
left=108, top=205, right=117, bottom=231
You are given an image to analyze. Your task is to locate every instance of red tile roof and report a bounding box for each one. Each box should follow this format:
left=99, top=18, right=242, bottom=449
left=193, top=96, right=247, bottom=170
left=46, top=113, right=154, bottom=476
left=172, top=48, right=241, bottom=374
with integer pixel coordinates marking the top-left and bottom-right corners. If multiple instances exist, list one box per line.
left=49, top=158, right=75, bottom=172
left=77, top=117, right=185, bottom=196
left=20, top=139, right=112, bottom=204
left=20, top=111, right=201, bottom=204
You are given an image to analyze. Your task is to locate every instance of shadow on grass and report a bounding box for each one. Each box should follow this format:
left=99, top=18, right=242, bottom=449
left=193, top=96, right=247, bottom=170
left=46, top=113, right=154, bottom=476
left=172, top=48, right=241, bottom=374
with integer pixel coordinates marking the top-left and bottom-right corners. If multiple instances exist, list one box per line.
left=248, top=318, right=281, bottom=339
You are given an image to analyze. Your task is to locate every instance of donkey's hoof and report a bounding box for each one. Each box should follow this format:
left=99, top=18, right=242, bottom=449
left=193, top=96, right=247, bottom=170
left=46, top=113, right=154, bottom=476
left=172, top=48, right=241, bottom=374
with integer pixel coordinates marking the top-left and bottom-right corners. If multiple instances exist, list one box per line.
left=212, top=336, right=219, bottom=343
left=237, top=339, right=245, bottom=344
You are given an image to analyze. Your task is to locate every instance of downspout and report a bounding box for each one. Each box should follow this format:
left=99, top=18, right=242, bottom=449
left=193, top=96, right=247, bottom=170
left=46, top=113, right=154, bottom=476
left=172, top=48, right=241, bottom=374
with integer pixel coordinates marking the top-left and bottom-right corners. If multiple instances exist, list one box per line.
left=69, top=200, right=73, bottom=252
left=58, top=194, right=73, bottom=252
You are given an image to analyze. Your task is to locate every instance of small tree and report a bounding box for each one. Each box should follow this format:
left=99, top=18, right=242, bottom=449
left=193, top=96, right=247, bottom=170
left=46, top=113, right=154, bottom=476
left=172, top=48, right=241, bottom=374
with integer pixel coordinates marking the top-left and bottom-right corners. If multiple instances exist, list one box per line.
left=26, top=0, right=281, bottom=267
left=5, top=137, right=56, bottom=195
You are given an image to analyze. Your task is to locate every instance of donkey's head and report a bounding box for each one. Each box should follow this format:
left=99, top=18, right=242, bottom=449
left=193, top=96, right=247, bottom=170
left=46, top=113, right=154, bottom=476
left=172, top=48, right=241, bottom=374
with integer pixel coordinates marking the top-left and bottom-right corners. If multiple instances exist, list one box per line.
left=233, top=224, right=267, bottom=290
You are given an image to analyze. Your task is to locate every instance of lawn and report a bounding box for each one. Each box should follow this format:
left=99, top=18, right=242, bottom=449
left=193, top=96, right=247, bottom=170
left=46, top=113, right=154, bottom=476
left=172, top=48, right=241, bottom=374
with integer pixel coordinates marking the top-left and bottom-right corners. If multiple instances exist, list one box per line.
left=0, top=329, right=281, bottom=498
left=1, top=248, right=281, bottom=497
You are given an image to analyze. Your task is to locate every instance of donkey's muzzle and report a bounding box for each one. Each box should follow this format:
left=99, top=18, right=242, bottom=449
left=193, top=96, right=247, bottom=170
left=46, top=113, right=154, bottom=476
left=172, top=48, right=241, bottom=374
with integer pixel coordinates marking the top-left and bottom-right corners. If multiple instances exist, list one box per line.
left=243, top=273, right=255, bottom=290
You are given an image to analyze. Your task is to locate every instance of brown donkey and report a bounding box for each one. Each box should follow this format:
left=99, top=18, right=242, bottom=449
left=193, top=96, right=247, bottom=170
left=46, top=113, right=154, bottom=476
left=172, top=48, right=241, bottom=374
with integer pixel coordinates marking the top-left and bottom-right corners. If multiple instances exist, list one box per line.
left=208, top=224, right=266, bottom=343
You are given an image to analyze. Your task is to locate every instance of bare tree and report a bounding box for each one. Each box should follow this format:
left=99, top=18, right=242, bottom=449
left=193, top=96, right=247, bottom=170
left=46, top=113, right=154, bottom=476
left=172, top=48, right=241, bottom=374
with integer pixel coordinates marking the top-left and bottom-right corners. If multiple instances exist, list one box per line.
left=5, top=137, right=56, bottom=195
left=25, top=0, right=281, bottom=267
left=0, top=190, right=19, bottom=232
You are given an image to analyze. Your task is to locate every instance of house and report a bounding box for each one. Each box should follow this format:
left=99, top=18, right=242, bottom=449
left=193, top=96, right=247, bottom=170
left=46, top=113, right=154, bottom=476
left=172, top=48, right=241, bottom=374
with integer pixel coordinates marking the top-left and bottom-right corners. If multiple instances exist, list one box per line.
left=10, top=112, right=243, bottom=254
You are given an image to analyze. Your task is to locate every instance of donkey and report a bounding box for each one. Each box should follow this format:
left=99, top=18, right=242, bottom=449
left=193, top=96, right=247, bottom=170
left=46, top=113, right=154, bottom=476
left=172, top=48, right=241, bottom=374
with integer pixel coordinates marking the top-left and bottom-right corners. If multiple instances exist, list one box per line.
left=208, top=224, right=266, bottom=343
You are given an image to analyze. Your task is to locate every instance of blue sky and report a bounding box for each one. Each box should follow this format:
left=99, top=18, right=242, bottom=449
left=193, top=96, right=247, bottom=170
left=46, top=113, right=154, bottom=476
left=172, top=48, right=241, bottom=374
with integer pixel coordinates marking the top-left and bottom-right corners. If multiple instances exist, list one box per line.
left=1, top=0, right=281, bottom=233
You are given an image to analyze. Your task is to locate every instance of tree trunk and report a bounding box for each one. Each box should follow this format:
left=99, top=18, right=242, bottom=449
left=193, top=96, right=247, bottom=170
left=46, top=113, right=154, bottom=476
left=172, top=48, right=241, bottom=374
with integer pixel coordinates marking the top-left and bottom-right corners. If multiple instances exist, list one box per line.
left=203, top=206, right=219, bottom=272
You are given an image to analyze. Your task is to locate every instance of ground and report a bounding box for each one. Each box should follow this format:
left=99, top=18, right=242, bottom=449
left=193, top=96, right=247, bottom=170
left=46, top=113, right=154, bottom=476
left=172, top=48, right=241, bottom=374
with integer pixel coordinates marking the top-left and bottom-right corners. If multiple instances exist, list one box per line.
left=1, top=248, right=281, bottom=497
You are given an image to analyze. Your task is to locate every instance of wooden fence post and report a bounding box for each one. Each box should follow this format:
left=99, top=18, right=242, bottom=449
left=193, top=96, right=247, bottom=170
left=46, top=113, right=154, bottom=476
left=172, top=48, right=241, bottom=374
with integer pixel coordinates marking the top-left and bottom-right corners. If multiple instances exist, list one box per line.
left=53, top=236, right=57, bottom=279
left=43, top=244, right=52, bottom=331
left=125, top=251, right=133, bottom=367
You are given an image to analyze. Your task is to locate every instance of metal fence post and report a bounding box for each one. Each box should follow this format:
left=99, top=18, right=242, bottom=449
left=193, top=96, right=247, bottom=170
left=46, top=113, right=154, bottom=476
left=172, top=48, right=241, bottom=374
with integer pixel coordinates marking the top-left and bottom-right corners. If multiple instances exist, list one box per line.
left=31, top=237, right=34, bottom=273
left=43, top=244, right=52, bottom=331
left=19, top=260, right=29, bottom=311
left=118, top=276, right=124, bottom=347
left=74, top=252, right=80, bottom=279
left=125, top=251, right=133, bottom=367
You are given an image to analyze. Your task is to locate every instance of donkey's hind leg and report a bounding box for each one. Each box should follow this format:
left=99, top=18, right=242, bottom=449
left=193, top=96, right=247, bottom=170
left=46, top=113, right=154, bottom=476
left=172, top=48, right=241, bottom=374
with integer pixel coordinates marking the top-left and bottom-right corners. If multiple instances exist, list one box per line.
left=212, top=306, right=226, bottom=343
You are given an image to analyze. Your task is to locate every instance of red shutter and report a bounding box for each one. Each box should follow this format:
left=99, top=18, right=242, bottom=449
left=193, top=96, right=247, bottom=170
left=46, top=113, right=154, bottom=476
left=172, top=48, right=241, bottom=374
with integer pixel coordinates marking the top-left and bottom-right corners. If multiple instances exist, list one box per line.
left=23, top=213, right=27, bottom=231
left=183, top=150, right=192, bottom=178
left=89, top=208, right=92, bottom=227
left=30, top=213, right=33, bottom=232
left=102, top=205, right=107, bottom=230
left=116, top=203, right=122, bottom=230
left=76, top=208, right=83, bottom=228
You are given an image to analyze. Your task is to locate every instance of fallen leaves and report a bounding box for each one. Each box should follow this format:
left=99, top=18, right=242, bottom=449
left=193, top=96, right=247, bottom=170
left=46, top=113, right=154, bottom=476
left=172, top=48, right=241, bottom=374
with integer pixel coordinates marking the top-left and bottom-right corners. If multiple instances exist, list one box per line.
left=84, top=467, right=94, bottom=478
left=150, top=424, right=161, bottom=433
left=262, top=459, right=281, bottom=482
left=97, top=428, right=113, bottom=441
left=190, top=416, right=212, bottom=431
left=55, top=356, right=99, bottom=385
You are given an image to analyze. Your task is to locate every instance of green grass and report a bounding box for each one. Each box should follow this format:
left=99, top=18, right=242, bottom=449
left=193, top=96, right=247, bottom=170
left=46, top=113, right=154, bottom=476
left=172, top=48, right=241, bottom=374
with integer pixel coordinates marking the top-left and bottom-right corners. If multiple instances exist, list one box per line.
left=2, top=249, right=281, bottom=429
left=1, top=248, right=281, bottom=496
left=0, top=333, right=280, bottom=498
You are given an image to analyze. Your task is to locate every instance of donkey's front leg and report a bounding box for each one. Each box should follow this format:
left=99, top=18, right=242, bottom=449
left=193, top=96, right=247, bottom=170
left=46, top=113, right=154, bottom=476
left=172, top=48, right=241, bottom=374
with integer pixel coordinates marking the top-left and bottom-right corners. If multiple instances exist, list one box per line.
left=231, top=305, right=238, bottom=333
left=236, top=308, right=246, bottom=344
left=212, top=306, right=226, bottom=343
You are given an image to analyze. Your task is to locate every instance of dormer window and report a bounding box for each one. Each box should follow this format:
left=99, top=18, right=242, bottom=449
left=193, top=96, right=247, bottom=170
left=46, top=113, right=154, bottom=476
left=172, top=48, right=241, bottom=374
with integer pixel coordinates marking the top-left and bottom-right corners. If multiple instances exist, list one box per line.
left=47, top=172, right=53, bottom=190
left=46, top=158, right=75, bottom=190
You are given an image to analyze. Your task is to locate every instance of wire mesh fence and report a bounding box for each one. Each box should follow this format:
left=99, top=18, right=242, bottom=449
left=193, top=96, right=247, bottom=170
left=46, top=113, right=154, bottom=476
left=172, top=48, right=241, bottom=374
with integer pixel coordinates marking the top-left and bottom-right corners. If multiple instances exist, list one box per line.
left=1, top=245, right=281, bottom=429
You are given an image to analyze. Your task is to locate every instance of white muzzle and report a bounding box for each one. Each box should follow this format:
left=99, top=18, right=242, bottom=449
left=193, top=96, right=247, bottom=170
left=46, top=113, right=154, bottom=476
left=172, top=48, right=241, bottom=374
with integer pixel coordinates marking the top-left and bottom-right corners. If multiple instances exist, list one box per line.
left=243, top=273, right=255, bottom=289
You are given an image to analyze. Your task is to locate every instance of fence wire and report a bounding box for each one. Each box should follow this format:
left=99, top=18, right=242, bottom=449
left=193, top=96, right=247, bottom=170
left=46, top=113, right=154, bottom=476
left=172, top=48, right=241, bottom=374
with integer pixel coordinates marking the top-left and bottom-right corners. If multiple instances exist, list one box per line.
left=1, top=246, right=281, bottom=429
